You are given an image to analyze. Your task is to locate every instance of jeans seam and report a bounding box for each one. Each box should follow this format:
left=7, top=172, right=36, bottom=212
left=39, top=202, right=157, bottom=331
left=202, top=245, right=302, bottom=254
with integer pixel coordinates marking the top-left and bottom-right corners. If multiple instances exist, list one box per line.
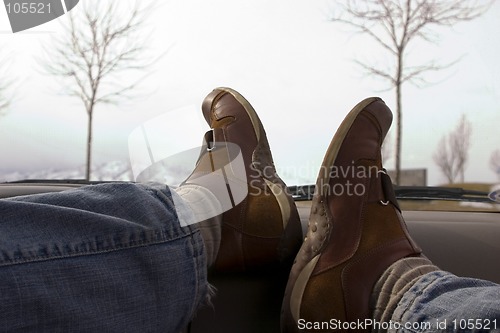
left=186, top=226, right=206, bottom=320
left=0, top=233, right=193, bottom=267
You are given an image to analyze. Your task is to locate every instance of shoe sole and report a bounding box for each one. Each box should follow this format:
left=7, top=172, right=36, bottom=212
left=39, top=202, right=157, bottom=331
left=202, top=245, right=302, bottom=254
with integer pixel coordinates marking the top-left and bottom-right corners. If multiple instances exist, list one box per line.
left=207, top=87, right=292, bottom=229
left=214, top=87, right=262, bottom=142
left=288, top=96, right=382, bottom=326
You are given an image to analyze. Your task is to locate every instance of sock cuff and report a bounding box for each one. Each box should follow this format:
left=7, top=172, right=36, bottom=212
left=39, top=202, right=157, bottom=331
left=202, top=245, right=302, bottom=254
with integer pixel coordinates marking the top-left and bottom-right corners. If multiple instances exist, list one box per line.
left=173, top=184, right=223, bottom=226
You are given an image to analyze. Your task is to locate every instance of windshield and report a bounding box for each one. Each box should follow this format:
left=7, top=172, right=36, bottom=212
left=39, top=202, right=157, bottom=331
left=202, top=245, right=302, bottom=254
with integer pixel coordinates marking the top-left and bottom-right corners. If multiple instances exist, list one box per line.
left=0, top=0, right=499, bottom=211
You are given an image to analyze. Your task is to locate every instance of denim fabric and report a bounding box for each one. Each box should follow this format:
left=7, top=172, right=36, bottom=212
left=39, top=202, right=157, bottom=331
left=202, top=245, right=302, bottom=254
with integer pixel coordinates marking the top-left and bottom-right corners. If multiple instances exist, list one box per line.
left=0, top=183, right=207, bottom=332
left=391, top=271, right=500, bottom=333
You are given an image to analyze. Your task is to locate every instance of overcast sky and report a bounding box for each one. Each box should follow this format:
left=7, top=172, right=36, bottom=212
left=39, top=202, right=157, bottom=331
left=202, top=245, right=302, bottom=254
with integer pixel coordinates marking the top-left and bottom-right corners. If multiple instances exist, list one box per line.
left=0, top=0, right=499, bottom=186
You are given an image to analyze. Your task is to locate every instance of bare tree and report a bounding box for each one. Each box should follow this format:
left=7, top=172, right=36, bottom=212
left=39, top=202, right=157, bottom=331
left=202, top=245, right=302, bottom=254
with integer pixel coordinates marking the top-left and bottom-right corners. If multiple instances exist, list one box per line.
left=433, top=114, right=472, bottom=184
left=41, top=0, right=156, bottom=181
left=490, top=150, right=500, bottom=181
left=433, top=137, right=455, bottom=183
left=0, top=54, right=14, bottom=116
left=329, top=0, right=491, bottom=184
left=0, top=82, right=10, bottom=117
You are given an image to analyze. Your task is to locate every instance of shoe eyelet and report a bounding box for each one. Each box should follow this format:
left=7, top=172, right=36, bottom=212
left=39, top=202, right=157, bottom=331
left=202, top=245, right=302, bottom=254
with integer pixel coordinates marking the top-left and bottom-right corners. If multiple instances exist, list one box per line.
left=207, top=141, right=216, bottom=152
left=205, top=129, right=216, bottom=151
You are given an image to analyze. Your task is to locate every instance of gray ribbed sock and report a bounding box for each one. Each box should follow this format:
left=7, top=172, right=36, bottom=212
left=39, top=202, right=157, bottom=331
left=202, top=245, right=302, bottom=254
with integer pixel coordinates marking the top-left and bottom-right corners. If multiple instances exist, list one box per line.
left=174, top=184, right=223, bottom=267
left=370, top=256, right=439, bottom=330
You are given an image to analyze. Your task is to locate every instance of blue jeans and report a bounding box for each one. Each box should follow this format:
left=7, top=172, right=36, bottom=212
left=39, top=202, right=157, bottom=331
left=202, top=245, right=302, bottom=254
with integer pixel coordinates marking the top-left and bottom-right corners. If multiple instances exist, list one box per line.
left=392, top=271, right=500, bottom=333
left=0, top=183, right=208, bottom=332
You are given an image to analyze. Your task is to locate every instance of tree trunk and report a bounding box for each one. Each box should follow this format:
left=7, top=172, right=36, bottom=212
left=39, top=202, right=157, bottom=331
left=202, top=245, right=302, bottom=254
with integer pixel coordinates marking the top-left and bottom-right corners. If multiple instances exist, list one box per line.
left=395, top=50, right=403, bottom=185
left=395, top=85, right=402, bottom=185
left=86, top=109, right=93, bottom=181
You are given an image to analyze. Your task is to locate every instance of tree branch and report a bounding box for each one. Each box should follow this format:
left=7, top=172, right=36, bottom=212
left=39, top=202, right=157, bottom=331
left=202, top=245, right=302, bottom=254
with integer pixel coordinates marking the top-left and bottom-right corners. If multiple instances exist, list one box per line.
left=329, top=0, right=491, bottom=184
left=0, top=52, right=16, bottom=116
left=39, top=0, right=160, bottom=180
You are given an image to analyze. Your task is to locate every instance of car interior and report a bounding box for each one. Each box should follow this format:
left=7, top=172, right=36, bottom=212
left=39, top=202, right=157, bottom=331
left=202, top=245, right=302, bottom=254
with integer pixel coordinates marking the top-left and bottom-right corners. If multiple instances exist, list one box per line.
left=1, top=182, right=498, bottom=333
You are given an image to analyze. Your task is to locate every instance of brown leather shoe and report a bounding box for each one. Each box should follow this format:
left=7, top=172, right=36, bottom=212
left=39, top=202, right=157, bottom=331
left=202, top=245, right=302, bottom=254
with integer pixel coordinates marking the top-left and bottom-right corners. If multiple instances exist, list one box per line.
left=185, top=87, right=303, bottom=272
left=281, top=97, right=422, bottom=332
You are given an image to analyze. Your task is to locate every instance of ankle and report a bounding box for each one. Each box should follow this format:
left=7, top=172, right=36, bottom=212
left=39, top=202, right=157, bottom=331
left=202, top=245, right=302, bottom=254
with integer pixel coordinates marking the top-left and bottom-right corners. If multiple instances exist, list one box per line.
left=174, top=184, right=223, bottom=267
left=370, top=256, right=439, bottom=324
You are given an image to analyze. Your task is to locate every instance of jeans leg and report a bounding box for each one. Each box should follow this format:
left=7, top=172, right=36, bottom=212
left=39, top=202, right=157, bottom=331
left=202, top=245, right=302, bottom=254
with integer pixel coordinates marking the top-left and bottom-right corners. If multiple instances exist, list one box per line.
left=391, top=271, right=500, bottom=333
left=0, top=183, right=208, bottom=333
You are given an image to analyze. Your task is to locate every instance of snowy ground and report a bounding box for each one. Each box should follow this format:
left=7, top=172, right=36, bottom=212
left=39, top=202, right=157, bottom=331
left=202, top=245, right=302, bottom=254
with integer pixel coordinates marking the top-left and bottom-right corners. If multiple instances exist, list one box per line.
left=0, top=161, right=134, bottom=183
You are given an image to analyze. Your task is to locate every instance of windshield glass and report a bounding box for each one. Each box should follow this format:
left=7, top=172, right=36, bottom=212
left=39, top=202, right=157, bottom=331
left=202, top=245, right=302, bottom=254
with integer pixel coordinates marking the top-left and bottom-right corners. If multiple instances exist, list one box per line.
left=0, top=0, right=499, bottom=211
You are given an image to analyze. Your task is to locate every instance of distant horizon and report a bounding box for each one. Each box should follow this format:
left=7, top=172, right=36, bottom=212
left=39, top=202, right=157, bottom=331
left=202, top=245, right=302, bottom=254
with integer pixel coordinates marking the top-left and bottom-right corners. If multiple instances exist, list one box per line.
left=1, top=160, right=499, bottom=189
